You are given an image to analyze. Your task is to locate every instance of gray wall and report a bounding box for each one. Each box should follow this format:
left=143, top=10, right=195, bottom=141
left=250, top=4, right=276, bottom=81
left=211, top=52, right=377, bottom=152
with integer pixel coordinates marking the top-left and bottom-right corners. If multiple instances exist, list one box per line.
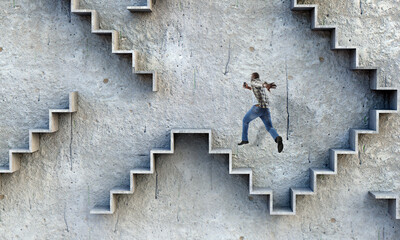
left=0, top=0, right=399, bottom=239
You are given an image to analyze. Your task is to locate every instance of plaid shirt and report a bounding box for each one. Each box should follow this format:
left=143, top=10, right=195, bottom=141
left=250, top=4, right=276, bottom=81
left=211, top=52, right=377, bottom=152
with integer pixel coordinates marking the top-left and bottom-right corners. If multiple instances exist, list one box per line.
left=250, top=78, right=269, bottom=108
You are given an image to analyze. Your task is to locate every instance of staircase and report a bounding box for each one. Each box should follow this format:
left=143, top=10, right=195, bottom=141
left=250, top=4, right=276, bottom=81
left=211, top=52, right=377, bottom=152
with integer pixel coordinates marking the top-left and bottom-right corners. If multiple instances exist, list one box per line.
left=92, top=121, right=395, bottom=215
left=70, top=0, right=158, bottom=91
left=291, top=0, right=399, bottom=220
left=0, top=92, right=78, bottom=175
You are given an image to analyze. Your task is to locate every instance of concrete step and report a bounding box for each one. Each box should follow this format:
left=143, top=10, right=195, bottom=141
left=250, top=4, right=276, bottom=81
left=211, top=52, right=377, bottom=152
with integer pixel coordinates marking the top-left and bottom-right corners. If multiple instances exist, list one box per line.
left=29, top=129, right=57, bottom=134
left=210, top=148, right=232, bottom=155
left=230, top=168, right=252, bottom=175
left=127, top=0, right=153, bottom=12
left=270, top=207, right=295, bottom=215
left=369, top=191, right=399, bottom=220
left=312, top=25, right=336, bottom=31
left=310, top=168, right=335, bottom=175
left=0, top=167, right=15, bottom=173
left=110, top=186, right=132, bottom=195
left=291, top=187, right=314, bottom=196
left=251, top=187, right=273, bottom=195
left=131, top=167, right=152, bottom=174
left=370, top=191, right=398, bottom=200
left=90, top=205, right=113, bottom=215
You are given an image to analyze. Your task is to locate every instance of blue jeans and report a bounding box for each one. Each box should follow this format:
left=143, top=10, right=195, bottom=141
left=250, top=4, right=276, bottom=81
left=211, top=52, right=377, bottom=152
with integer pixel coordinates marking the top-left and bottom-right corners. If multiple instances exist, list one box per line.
left=242, top=105, right=279, bottom=141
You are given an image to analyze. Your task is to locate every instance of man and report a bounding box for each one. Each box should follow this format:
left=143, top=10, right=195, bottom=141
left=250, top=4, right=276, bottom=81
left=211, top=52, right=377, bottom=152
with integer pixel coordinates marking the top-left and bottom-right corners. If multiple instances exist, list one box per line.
left=238, top=72, right=284, bottom=153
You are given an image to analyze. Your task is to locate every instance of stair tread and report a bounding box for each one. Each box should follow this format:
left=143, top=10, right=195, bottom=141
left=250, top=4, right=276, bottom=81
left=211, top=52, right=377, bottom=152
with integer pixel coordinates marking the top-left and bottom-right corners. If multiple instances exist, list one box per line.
left=370, top=191, right=398, bottom=199
left=127, top=6, right=152, bottom=12
left=30, top=129, right=54, bottom=133
left=135, top=71, right=155, bottom=74
left=331, top=149, right=356, bottom=154
left=311, top=168, right=335, bottom=174
left=332, top=46, right=357, bottom=50
left=113, top=50, right=134, bottom=54
left=252, top=187, right=272, bottom=194
left=313, top=25, right=336, bottom=30
left=131, top=167, right=152, bottom=174
left=49, top=109, right=72, bottom=113
left=292, top=187, right=314, bottom=193
left=351, top=128, right=376, bottom=133
left=92, top=30, right=115, bottom=34
left=111, top=186, right=131, bottom=193
left=0, top=166, right=11, bottom=172
left=271, top=207, right=294, bottom=215
left=231, top=167, right=252, bottom=174
left=90, top=205, right=112, bottom=214
left=10, top=149, right=31, bottom=153
left=171, top=129, right=211, bottom=134
left=210, top=148, right=232, bottom=154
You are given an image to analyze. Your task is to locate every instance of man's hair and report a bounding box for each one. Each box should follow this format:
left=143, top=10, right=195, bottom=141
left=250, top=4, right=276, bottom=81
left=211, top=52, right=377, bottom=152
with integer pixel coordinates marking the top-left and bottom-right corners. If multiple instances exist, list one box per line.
left=252, top=72, right=260, bottom=79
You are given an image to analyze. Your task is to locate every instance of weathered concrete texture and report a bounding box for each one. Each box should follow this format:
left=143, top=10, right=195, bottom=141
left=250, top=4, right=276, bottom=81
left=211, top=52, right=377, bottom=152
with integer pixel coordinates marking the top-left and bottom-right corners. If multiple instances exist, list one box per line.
left=0, top=0, right=399, bottom=238
left=71, top=0, right=388, bottom=206
left=299, top=0, right=400, bottom=88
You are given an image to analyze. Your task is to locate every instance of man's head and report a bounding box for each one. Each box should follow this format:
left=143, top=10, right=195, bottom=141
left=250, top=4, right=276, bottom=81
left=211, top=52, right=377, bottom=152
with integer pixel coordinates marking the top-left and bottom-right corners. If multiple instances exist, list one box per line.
left=251, top=72, right=260, bottom=80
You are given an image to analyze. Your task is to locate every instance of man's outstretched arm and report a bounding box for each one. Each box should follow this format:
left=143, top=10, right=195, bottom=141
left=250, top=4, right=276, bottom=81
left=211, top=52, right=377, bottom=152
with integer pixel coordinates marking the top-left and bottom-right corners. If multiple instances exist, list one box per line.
left=265, top=82, right=277, bottom=92
left=250, top=79, right=277, bottom=92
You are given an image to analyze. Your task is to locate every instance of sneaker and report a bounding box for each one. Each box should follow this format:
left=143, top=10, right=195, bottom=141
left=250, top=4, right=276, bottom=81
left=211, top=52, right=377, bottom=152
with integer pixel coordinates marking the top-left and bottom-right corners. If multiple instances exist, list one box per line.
left=238, top=141, right=249, bottom=146
left=275, top=136, right=283, bottom=153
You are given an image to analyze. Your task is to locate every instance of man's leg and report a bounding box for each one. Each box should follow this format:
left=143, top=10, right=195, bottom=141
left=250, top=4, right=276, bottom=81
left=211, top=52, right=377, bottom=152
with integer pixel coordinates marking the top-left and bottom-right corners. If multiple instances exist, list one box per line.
left=259, top=108, right=279, bottom=140
left=239, top=105, right=260, bottom=145
left=260, top=108, right=283, bottom=153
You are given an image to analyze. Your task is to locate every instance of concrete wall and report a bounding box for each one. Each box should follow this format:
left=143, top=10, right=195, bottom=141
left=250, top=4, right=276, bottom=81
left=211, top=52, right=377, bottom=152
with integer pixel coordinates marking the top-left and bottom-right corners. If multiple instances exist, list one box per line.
left=0, top=0, right=399, bottom=239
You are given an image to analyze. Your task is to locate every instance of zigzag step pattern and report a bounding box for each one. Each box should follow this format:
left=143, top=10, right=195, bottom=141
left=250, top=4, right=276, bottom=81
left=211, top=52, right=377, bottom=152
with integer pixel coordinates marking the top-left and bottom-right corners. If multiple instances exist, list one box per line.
left=91, top=129, right=278, bottom=214
left=291, top=0, right=399, bottom=219
left=0, top=92, right=78, bottom=175
left=92, top=122, right=391, bottom=215
left=91, top=1, right=399, bottom=215
left=70, top=0, right=157, bottom=91
left=369, top=191, right=400, bottom=220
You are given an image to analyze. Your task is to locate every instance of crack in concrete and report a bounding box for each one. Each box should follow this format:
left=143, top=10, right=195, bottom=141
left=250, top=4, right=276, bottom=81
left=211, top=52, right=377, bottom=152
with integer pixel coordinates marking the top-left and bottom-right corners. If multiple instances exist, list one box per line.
left=223, top=39, right=231, bottom=75
left=70, top=114, right=73, bottom=171
left=87, top=185, right=90, bottom=207
left=176, top=206, right=180, bottom=222
left=155, top=168, right=159, bottom=199
left=64, top=204, right=69, bottom=232
left=193, top=68, right=197, bottom=89
left=210, top=158, right=213, bottom=190
left=113, top=212, right=119, bottom=233
left=285, top=58, right=290, bottom=140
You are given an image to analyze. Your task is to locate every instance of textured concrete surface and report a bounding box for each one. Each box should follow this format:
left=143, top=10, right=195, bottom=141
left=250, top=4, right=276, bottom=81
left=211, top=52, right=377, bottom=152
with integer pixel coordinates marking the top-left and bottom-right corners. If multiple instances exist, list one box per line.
left=299, top=0, right=400, bottom=88
left=0, top=0, right=399, bottom=238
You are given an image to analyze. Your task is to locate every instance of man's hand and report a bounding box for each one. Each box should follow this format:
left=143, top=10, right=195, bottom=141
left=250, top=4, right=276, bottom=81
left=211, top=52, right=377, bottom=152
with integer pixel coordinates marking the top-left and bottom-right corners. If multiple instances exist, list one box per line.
left=264, top=82, right=277, bottom=92
left=243, top=82, right=251, bottom=90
